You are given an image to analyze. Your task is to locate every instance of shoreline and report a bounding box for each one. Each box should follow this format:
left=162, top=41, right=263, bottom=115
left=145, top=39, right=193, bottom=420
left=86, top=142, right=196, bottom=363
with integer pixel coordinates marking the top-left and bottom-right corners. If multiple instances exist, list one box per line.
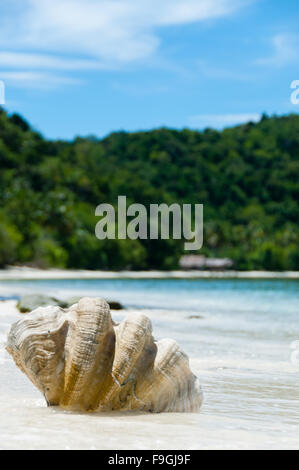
left=0, top=267, right=298, bottom=281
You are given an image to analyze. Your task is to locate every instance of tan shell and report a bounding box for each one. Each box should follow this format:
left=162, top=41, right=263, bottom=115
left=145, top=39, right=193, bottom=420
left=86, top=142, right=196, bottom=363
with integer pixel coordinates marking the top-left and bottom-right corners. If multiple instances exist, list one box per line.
left=6, top=297, right=203, bottom=413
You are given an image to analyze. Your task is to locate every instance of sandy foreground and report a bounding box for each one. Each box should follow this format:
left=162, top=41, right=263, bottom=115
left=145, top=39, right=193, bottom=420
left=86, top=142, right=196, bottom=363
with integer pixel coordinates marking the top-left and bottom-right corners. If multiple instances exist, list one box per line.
left=0, top=298, right=298, bottom=450
left=0, top=267, right=298, bottom=280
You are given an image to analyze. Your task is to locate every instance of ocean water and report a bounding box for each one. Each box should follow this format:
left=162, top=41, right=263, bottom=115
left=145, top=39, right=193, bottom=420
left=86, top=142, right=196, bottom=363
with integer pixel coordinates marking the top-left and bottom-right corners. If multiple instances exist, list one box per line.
left=0, top=278, right=298, bottom=449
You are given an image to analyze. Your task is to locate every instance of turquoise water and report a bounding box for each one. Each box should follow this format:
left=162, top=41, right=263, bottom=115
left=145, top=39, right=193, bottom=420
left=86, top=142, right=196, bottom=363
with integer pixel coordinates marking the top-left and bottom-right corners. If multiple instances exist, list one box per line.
left=0, top=278, right=298, bottom=449
left=1, top=277, right=298, bottom=312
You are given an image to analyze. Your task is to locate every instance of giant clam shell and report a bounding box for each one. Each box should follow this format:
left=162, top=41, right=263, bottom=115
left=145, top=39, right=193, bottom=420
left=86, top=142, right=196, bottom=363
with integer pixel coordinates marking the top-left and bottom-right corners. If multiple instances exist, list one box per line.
left=6, top=297, right=203, bottom=413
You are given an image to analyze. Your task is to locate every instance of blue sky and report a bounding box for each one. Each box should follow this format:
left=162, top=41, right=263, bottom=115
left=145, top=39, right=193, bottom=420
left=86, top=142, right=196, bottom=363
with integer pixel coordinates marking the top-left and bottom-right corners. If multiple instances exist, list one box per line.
left=0, top=0, right=298, bottom=140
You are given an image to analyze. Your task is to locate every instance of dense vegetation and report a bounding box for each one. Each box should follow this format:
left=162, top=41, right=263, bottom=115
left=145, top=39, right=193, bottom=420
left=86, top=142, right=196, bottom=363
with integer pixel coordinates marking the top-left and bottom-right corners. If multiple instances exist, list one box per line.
left=0, top=107, right=298, bottom=270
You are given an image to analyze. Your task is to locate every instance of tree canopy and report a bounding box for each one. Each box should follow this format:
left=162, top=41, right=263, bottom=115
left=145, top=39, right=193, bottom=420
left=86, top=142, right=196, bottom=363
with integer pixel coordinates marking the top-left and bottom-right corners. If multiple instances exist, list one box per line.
left=0, top=107, right=298, bottom=270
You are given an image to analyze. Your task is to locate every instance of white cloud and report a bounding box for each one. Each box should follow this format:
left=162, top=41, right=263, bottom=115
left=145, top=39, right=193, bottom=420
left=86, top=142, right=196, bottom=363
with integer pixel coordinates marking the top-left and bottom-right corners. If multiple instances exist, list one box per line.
left=196, top=60, right=253, bottom=81
left=0, top=52, right=104, bottom=70
left=256, top=34, right=299, bottom=67
left=0, top=0, right=245, bottom=67
left=189, top=113, right=261, bottom=128
left=0, top=71, right=81, bottom=89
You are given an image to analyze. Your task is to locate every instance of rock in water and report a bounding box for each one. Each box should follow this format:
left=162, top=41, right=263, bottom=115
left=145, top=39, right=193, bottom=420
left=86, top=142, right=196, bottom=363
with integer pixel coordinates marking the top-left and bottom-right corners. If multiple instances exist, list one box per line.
left=17, top=294, right=67, bottom=313
left=64, top=296, right=124, bottom=310
left=6, top=297, right=203, bottom=413
left=106, top=300, right=123, bottom=310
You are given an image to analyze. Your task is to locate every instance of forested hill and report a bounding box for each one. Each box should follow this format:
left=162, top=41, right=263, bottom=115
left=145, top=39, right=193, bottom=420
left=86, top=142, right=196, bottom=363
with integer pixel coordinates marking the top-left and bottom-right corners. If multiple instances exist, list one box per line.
left=0, top=107, right=298, bottom=270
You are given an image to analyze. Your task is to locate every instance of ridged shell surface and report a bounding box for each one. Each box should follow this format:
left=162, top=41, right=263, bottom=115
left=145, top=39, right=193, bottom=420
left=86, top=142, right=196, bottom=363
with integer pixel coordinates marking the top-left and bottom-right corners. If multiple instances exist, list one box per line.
left=6, top=297, right=203, bottom=413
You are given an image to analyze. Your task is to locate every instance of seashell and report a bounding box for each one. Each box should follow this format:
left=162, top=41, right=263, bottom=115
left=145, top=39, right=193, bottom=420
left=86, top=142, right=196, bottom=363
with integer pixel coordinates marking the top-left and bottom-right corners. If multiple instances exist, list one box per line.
left=6, top=297, right=203, bottom=413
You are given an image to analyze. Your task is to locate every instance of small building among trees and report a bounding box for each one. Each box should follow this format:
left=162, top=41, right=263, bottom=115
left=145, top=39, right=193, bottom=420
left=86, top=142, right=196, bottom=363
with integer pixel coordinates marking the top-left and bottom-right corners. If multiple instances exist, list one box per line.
left=179, top=255, right=233, bottom=270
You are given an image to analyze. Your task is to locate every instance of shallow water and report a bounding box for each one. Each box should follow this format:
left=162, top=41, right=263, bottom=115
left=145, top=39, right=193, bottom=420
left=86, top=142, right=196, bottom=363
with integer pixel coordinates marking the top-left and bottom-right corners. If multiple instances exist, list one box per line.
left=0, top=278, right=298, bottom=449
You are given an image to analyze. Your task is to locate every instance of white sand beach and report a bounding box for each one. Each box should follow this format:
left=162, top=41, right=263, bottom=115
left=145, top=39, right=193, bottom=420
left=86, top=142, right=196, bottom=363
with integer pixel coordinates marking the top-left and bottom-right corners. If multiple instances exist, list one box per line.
left=0, top=267, right=298, bottom=281
left=0, top=275, right=298, bottom=450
